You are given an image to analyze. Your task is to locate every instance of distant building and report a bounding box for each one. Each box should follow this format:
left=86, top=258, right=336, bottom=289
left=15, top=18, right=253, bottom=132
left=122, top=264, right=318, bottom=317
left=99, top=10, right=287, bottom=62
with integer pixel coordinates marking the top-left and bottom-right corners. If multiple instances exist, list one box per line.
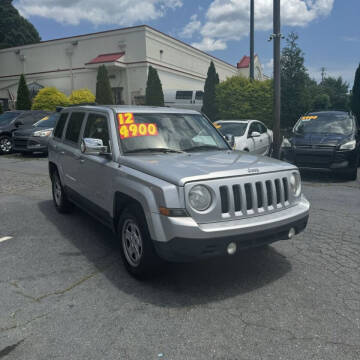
left=0, top=25, right=264, bottom=110
left=237, top=55, right=264, bottom=80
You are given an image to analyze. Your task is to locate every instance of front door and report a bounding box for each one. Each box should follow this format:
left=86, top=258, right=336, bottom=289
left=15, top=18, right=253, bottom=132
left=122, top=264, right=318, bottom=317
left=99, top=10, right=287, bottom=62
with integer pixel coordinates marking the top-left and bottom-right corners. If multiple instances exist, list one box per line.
left=76, top=112, right=114, bottom=223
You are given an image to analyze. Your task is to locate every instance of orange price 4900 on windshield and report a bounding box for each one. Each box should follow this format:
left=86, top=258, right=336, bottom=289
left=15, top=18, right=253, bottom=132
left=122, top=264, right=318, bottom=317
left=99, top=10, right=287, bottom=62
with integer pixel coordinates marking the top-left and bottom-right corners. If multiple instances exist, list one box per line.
left=117, top=113, right=158, bottom=139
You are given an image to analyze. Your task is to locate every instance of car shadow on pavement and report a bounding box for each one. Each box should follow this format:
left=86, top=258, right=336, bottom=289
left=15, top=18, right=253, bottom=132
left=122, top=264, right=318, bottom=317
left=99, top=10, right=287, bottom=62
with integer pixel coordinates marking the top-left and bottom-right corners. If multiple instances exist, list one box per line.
left=38, top=200, right=292, bottom=307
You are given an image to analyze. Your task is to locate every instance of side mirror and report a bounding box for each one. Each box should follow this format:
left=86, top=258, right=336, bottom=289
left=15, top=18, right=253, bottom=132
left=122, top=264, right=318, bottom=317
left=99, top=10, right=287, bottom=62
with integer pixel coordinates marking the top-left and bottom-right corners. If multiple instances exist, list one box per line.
left=224, top=134, right=235, bottom=148
left=80, top=138, right=108, bottom=155
left=15, top=120, right=24, bottom=127
left=250, top=131, right=261, bottom=138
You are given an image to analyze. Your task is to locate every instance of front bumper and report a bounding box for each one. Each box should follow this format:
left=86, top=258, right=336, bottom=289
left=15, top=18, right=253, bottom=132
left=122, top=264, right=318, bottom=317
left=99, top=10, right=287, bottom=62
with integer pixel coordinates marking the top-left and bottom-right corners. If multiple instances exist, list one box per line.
left=13, top=135, right=50, bottom=153
left=152, top=196, right=310, bottom=262
left=282, top=147, right=358, bottom=171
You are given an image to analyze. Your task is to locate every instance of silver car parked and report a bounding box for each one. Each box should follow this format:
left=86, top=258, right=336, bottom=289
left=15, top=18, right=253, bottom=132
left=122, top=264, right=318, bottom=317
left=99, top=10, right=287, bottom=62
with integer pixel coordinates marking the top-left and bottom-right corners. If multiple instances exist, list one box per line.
left=48, top=105, right=310, bottom=278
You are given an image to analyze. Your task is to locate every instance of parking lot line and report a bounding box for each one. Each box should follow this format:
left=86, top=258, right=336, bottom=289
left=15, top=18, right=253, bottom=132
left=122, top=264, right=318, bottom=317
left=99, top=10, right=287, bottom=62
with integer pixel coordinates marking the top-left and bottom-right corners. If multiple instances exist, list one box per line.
left=0, top=236, right=13, bottom=243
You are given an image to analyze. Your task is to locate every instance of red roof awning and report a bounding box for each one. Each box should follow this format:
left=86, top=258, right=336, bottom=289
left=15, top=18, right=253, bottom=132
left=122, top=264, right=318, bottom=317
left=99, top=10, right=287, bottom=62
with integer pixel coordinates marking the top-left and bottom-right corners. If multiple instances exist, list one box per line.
left=237, top=55, right=258, bottom=69
left=85, top=52, right=125, bottom=65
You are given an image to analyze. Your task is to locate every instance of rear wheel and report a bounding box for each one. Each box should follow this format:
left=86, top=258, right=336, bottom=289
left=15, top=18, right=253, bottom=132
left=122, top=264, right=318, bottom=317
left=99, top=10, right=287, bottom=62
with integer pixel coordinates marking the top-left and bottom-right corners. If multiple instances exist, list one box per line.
left=51, top=170, right=74, bottom=213
left=118, top=205, right=161, bottom=279
left=0, top=136, right=12, bottom=154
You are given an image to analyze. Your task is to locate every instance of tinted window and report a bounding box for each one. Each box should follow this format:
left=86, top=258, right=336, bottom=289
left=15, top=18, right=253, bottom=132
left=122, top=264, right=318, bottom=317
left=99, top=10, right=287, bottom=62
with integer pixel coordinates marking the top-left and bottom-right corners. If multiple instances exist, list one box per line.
left=294, top=113, right=354, bottom=135
left=176, top=91, right=193, bottom=100
left=217, top=122, right=248, bottom=137
left=195, top=91, right=204, bottom=100
left=258, top=122, right=267, bottom=134
left=53, top=113, right=68, bottom=139
left=0, top=112, right=20, bottom=126
left=34, top=113, right=60, bottom=128
left=248, top=122, right=260, bottom=136
left=83, top=114, right=110, bottom=148
left=65, top=112, right=85, bottom=143
left=18, top=113, right=35, bottom=124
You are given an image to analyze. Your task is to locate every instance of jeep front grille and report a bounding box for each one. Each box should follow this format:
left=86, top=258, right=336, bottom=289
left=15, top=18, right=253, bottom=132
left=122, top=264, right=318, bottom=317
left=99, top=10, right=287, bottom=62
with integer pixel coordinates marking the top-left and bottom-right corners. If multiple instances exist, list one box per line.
left=219, top=177, right=290, bottom=216
left=185, top=171, right=297, bottom=224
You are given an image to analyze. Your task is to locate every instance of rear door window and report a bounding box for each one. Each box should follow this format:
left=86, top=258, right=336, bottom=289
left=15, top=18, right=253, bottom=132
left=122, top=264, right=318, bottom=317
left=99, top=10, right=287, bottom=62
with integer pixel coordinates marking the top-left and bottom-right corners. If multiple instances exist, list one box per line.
left=65, top=112, right=85, bottom=144
left=53, top=113, right=69, bottom=139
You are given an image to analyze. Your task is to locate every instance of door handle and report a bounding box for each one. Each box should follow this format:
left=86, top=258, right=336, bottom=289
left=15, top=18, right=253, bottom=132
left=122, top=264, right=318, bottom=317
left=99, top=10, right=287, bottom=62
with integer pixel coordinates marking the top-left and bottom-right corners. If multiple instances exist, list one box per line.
left=59, top=151, right=65, bottom=155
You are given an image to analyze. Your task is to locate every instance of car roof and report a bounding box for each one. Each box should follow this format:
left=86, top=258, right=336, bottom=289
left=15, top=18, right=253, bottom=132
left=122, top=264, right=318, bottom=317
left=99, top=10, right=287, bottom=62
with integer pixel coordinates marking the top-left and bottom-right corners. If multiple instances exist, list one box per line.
left=61, top=105, right=200, bottom=115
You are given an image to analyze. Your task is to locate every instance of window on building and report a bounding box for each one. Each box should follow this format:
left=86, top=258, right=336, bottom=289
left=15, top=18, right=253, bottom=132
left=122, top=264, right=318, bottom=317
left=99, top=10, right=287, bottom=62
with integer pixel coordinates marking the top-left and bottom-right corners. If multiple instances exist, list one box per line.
left=112, top=87, right=123, bottom=105
left=195, top=91, right=204, bottom=101
left=65, top=112, right=85, bottom=143
left=176, top=91, right=193, bottom=100
left=53, top=113, right=69, bottom=139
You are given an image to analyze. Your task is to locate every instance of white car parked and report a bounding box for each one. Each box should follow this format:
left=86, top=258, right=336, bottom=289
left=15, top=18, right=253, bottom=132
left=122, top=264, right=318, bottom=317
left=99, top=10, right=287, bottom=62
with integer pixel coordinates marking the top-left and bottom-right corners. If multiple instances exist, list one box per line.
left=215, top=120, right=273, bottom=156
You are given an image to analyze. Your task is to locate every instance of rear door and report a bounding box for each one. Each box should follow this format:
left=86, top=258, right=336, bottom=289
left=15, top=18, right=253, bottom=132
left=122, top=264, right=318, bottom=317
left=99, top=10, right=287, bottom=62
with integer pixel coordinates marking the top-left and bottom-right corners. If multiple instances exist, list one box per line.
left=61, top=112, right=86, bottom=194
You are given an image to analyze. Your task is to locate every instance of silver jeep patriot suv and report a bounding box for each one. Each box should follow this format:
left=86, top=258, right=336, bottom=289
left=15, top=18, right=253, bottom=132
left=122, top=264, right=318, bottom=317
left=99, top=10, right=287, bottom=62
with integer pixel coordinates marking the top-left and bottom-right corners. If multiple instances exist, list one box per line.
left=48, top=105, right=310, bottom=277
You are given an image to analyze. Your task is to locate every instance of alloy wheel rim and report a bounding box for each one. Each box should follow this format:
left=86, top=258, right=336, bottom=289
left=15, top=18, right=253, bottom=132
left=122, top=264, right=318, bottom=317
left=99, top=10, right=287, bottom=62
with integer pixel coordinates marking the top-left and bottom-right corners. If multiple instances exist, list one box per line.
left=0, top=138, right=12, bottom=153
left=122, top=219, right=143, bottom=267
left=53, top=176, right=62, bottom=205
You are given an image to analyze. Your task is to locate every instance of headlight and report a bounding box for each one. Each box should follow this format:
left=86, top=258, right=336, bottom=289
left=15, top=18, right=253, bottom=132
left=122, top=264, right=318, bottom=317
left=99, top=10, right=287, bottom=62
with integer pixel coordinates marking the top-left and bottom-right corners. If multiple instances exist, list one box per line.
left=289, top=172, right=301, bottom=197
left=33, top=129, right=52, bottom=137
left=189, top=185, right=212, bottom=211
left=281, top=138, right=291, bottom=148
left=339, top=140, right=356, bottom=150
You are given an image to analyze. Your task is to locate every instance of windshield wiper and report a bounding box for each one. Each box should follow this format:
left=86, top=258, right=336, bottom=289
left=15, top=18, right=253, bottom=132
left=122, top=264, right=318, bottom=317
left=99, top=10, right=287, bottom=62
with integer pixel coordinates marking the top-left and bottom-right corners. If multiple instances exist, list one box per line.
left=125, top=148, right=185, bottom=154
left=184, top=145, right=222, bottom=152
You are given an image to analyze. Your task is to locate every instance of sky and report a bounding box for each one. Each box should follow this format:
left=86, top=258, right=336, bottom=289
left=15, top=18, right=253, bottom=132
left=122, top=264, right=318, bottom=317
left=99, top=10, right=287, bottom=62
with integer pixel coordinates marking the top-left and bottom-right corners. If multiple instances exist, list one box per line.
left=13, top=0, right=360, bottom=87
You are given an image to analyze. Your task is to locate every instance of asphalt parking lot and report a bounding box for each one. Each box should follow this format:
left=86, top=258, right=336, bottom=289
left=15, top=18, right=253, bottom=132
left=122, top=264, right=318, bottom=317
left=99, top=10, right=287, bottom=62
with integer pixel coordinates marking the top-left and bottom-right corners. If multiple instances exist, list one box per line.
left=0, top=154, right=359, bottom=360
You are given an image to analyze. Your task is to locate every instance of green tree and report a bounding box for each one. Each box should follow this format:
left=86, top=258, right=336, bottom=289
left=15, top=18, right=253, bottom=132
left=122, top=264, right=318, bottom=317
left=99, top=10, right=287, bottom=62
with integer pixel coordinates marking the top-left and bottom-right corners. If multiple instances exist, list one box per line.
left=0, top=0, right=40, bottom=49
left=32, top=87, right=69, bottom=111
left=320, top=76, right=349, bottom=111
left=95, top=65, right=114, bottom=105
left=145, top=66, right=164, bottom=106
left=202, top=61, right=220, bottom=121
left=312, top=94, right=331, bottom=112
left=281, top=32, right=310, bottom=128
left=16, top=74, right=32, bottom=110
left=216, top=76, right=274, bottom=128
left=69, top=89, right=96, bottom=105
left=351, top=64, right=360, bottom=124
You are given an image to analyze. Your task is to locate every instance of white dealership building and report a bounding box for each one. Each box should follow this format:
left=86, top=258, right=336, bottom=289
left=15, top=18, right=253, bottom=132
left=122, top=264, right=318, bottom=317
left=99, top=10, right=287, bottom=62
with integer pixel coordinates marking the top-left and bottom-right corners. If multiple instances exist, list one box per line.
left=0, top=25, right=264, bottom=110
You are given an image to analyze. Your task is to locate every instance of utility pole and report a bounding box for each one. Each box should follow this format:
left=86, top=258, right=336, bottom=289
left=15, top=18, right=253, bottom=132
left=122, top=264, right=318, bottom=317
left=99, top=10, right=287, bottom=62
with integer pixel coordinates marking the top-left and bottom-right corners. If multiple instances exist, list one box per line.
left=250, top=0, right=255, bottom=81
left=272, top=0, right=281, bottom=158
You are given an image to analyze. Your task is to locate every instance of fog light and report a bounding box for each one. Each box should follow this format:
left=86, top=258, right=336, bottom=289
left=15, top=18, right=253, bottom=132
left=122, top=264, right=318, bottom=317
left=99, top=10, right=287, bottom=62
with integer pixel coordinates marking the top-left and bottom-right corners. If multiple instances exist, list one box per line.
left=227, top=242, right=237, bottom=255
left=288, top=228, right=296, bottom=239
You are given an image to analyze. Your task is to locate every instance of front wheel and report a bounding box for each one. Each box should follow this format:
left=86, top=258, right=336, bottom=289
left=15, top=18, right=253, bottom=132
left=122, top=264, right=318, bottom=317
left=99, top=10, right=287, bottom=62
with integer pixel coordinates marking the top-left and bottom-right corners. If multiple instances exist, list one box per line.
left=118, top=206, right=161, bottom=279
left=343, top=167, right=358, bottom=181
left=0, top=136, right=13, bottom=154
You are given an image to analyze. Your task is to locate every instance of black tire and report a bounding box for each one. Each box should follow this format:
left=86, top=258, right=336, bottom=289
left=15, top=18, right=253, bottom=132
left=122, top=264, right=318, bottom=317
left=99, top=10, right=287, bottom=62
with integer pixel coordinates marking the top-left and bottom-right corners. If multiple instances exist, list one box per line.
left=344, top=167, right=358, bottom=181
left=0, top=135, right=13, bottom=154
left=118, top=205, right=161, bottom=279
left=51, top=170, right=74, bottom=213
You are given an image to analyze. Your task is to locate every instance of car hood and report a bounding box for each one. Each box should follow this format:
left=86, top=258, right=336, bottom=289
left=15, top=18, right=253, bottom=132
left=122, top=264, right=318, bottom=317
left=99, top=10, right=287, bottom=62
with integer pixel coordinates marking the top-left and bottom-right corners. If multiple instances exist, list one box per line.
left=121, top=150, right=296, bottom=186
left=292, top=133, right=350, bottom=147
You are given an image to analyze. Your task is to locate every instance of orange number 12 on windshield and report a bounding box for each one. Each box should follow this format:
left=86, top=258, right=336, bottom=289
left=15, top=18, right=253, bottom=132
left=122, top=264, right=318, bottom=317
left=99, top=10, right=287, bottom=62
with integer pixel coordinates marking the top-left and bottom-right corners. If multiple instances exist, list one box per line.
left=117, top=113, right=135, bottom=125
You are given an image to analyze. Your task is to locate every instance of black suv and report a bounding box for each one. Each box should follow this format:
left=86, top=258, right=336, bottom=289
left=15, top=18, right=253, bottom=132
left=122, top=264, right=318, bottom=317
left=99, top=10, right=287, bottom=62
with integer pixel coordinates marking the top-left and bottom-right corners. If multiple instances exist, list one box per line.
left=0, top=110, right=49, bottom=154
left=13, top=112, right=60, bottom=155
left=281, top=111, right=359, bottom=180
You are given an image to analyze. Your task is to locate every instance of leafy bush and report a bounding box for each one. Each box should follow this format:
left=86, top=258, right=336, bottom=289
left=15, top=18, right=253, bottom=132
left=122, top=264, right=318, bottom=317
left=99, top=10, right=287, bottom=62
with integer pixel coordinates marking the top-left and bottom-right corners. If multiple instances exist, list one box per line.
left=216, top=76, right=274, bottom=128
left=312, top=94, right=331, bottom=112
left=32, top=87, right=69, bottom=111
left=69, top=88, right=95, bottom=105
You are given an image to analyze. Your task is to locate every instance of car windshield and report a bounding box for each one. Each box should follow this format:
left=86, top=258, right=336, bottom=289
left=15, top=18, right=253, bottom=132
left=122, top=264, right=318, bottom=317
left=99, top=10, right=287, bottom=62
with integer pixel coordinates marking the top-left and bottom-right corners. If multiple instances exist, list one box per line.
left=216, top=122, right=248, bottom=137
left=294, top=114, right=354, bottom=135
left=117, top=112, right=229, bottom=154
left=0, top=112, right=20, bottom=126
left=33, top=113, right=60, bottom=128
